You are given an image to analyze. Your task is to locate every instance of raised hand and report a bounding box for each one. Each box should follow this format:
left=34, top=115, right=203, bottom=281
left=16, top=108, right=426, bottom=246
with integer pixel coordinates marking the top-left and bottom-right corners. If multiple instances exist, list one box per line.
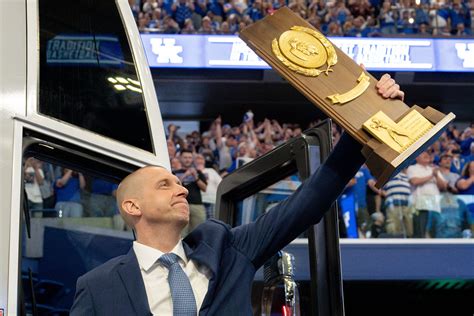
left=376, top=74, right=405, bottom=101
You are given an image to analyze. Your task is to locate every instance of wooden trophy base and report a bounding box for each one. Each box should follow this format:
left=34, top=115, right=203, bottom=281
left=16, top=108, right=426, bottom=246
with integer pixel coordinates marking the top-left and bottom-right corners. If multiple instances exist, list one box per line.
left=239, top=7, right=456, bottom=187
left=363, top=106, right=456, bottom=188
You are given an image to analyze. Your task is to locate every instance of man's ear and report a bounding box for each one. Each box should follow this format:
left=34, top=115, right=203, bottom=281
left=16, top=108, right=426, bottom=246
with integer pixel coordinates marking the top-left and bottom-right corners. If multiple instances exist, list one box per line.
left=122, top=199, right=142, bottom=218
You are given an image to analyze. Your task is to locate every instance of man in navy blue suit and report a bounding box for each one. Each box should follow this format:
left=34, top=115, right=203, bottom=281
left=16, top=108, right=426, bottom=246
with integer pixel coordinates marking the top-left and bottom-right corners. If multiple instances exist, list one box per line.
left=70, top=75, right=404, bottom=315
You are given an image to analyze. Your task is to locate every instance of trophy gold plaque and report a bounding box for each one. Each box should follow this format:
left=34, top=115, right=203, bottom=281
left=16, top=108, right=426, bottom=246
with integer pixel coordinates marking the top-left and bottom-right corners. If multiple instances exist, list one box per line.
left=239, top=7, right=455, bottom=187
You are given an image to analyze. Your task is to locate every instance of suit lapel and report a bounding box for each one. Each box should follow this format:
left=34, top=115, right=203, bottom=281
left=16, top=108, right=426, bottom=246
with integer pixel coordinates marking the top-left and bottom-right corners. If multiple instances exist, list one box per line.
left=117, top=249, right=152, bottom=316
left=183, top=241, right=220, bottom=315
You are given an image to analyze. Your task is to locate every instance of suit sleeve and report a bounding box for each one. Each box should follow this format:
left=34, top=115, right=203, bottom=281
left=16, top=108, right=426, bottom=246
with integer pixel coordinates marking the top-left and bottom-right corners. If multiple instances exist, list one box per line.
left=230, top=133, right=365, bottom=268
left=70, top=276, right=96, bottom=316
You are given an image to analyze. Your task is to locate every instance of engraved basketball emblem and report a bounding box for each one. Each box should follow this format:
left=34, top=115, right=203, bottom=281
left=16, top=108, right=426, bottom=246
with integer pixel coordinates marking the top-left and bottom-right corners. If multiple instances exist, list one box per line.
left=272, top=26, right=337, bottom=77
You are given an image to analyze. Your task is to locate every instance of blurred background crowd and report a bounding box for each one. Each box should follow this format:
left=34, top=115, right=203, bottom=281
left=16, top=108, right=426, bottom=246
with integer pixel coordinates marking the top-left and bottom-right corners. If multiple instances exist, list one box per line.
left=23, top=111, right=474, bottom=239
left=164, top=113, right=474, bottom=238
left=130, top=0, right=474, bottom=37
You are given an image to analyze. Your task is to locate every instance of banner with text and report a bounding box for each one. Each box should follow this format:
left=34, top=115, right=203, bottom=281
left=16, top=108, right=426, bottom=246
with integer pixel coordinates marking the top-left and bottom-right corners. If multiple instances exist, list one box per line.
left=141, top=34, right=474, bottom=72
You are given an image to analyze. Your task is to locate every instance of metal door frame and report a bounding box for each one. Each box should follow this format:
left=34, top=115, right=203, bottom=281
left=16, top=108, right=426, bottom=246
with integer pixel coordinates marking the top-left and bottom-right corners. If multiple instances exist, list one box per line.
left=215, top=119, right=344, bottom=316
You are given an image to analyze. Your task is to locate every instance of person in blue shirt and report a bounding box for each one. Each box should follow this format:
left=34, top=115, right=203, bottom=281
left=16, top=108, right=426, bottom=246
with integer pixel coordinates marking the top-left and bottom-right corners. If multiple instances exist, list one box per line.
left=89, top=178, right=119, bottom=217
left=339, top=178, right=357, bottom=238
left=353, top=165, right=373, bottom=235
left=172, top=0, right=195, bottom=28
left=55, top=168, right=86, bottom=217
left=456, top=161, right=474, bottom=220
left=438, top=191, right=472, bottom=238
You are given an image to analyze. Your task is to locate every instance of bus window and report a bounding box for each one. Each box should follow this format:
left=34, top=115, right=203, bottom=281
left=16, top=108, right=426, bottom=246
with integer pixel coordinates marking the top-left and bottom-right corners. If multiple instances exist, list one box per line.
left=38, top=0, right=153, bottom=152
left=21, top=155, right=134, bottom=314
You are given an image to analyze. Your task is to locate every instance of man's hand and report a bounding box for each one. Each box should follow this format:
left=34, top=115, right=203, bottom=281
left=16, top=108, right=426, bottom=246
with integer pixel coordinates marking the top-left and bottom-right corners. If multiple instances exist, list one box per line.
left=189, top=167, right=198, bottom=179
left=376, top=74, right=405, bottom=101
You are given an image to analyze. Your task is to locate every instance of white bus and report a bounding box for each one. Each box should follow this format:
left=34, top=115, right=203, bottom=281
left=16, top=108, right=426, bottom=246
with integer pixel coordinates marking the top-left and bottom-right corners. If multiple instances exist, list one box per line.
left=2, top=1, right=473, bottom=315
left=0, top=0, right=170, bottom=314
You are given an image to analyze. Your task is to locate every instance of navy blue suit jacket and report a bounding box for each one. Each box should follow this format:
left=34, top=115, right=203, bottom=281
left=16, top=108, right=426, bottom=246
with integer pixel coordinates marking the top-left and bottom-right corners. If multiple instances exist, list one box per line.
left=70, top=134, right=364, bottom=315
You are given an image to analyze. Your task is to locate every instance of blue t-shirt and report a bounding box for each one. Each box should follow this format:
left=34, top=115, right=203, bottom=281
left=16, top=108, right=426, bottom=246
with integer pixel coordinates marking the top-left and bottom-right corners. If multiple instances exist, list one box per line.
left=208, top=1, right=224, bottom=18
left=457, top=176, right=474, bottom=217
left=339, top=193, right=358, bottom=238
left=354, top=166, right=373, bottom=209
left=55, top=177, right=81, bottom=203
left=457, top=176, right=474, bottom=195
left=438, top=197, right=471, bottom=238
left=174, top=3, right=193, bottom=25
left=92, top=179, right=118, bottom=195
left=194, top=0, right=207, bottom=16
left=247, top=7, right=263, bottom=22
left=460, top=137, right=473, bottom=157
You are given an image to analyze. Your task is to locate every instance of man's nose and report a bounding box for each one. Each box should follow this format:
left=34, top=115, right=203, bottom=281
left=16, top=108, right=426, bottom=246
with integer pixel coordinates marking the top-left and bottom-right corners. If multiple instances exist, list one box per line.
left=176, top=184, right=188, bottom=197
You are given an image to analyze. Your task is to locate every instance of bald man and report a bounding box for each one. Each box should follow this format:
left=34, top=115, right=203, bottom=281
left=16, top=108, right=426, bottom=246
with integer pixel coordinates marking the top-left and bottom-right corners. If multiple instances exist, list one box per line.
left=71, top=76, right=405, bottom=315
left=116, top=166, right=191, bottom=252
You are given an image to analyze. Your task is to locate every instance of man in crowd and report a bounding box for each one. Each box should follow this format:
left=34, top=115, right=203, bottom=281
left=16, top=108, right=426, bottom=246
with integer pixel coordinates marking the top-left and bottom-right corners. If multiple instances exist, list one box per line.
left=353, top=164, right=379, bottom=236
left=55, top=168, right=86, bottom=218
left=173, top=149, right=207, bottom=233
left=382, top=168, right=412, bottom=237
left=407, top=151, right=447, bottom=238
left=215, top=116, right=238, bottom=172
left=194, top=154, right=222, bottom=219
left=438, top=154, right=460, bottom=193
left=71, top=75, right=404, bottom=315
left=24, top=158, right=45, bottom=210
left=438, top=156, right=472, bottom=238
left=89, top=178, right=119, bottom=217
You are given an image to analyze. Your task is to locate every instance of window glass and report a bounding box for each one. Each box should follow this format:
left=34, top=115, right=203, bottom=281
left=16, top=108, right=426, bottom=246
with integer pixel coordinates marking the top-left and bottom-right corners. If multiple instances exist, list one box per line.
left=234, top=173, right=303, bottom=226
left=231, top=172, right=309, bottom=315
left=21, top=157, right=133, bottom=313
left=38, top=0, right=153, bottom=152
left=231, top=161, right=473, bottom=240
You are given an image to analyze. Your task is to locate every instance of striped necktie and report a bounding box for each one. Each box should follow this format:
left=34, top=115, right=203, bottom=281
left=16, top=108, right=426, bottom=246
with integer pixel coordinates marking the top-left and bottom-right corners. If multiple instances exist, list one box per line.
left=159, top=253, right=197, bottom=316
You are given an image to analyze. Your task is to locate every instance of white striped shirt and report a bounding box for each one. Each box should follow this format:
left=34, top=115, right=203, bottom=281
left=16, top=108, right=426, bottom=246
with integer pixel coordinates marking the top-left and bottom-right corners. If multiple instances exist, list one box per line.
left=384, top=172, right=411, bottom=207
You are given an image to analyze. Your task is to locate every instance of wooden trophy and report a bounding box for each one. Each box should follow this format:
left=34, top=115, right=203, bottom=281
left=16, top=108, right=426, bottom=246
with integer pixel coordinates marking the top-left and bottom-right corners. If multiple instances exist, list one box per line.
left=239, top=7, right=455, bottom=187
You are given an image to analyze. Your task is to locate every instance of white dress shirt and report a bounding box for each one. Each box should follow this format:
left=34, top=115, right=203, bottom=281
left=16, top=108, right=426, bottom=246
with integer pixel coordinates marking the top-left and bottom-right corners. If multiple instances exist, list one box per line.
left=200, top=167, right=222, bottom=204
left=407, top=164, right=445, bottom=213
left=133, top=240, right=211, bottom=315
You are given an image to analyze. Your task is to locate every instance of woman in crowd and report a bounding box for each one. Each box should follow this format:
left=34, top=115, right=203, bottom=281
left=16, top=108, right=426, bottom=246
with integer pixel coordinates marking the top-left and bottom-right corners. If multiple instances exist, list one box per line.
left=456, top=161, right=474, bottom=220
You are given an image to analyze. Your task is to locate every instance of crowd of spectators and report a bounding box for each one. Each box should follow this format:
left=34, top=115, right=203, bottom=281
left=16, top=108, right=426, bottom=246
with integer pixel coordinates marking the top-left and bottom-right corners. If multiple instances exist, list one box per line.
left=23, top=111, right=474, bottom=239
left=24, top=159, right=120, bottom=221
left=164, top=111, right=474, bottom=238
left=131, top=0, right=474, bottom=37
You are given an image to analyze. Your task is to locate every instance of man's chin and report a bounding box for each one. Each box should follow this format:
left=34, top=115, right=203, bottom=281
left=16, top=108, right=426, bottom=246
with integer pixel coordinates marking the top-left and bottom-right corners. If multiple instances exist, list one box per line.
left=176, top=211, right=190, bottom=224
left=176, top=217, right=189, bottom=230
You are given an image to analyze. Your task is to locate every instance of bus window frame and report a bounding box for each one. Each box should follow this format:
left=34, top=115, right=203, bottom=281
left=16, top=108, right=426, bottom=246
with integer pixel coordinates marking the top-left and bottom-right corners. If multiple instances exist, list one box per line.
left=24, top=0, right=169, bottom=165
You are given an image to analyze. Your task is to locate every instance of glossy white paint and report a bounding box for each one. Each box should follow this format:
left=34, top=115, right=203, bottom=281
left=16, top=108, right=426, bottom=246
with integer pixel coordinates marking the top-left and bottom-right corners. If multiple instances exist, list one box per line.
left=1, top=0, right=171, bottom=313
left=0, top=0, right=27, bottom=313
